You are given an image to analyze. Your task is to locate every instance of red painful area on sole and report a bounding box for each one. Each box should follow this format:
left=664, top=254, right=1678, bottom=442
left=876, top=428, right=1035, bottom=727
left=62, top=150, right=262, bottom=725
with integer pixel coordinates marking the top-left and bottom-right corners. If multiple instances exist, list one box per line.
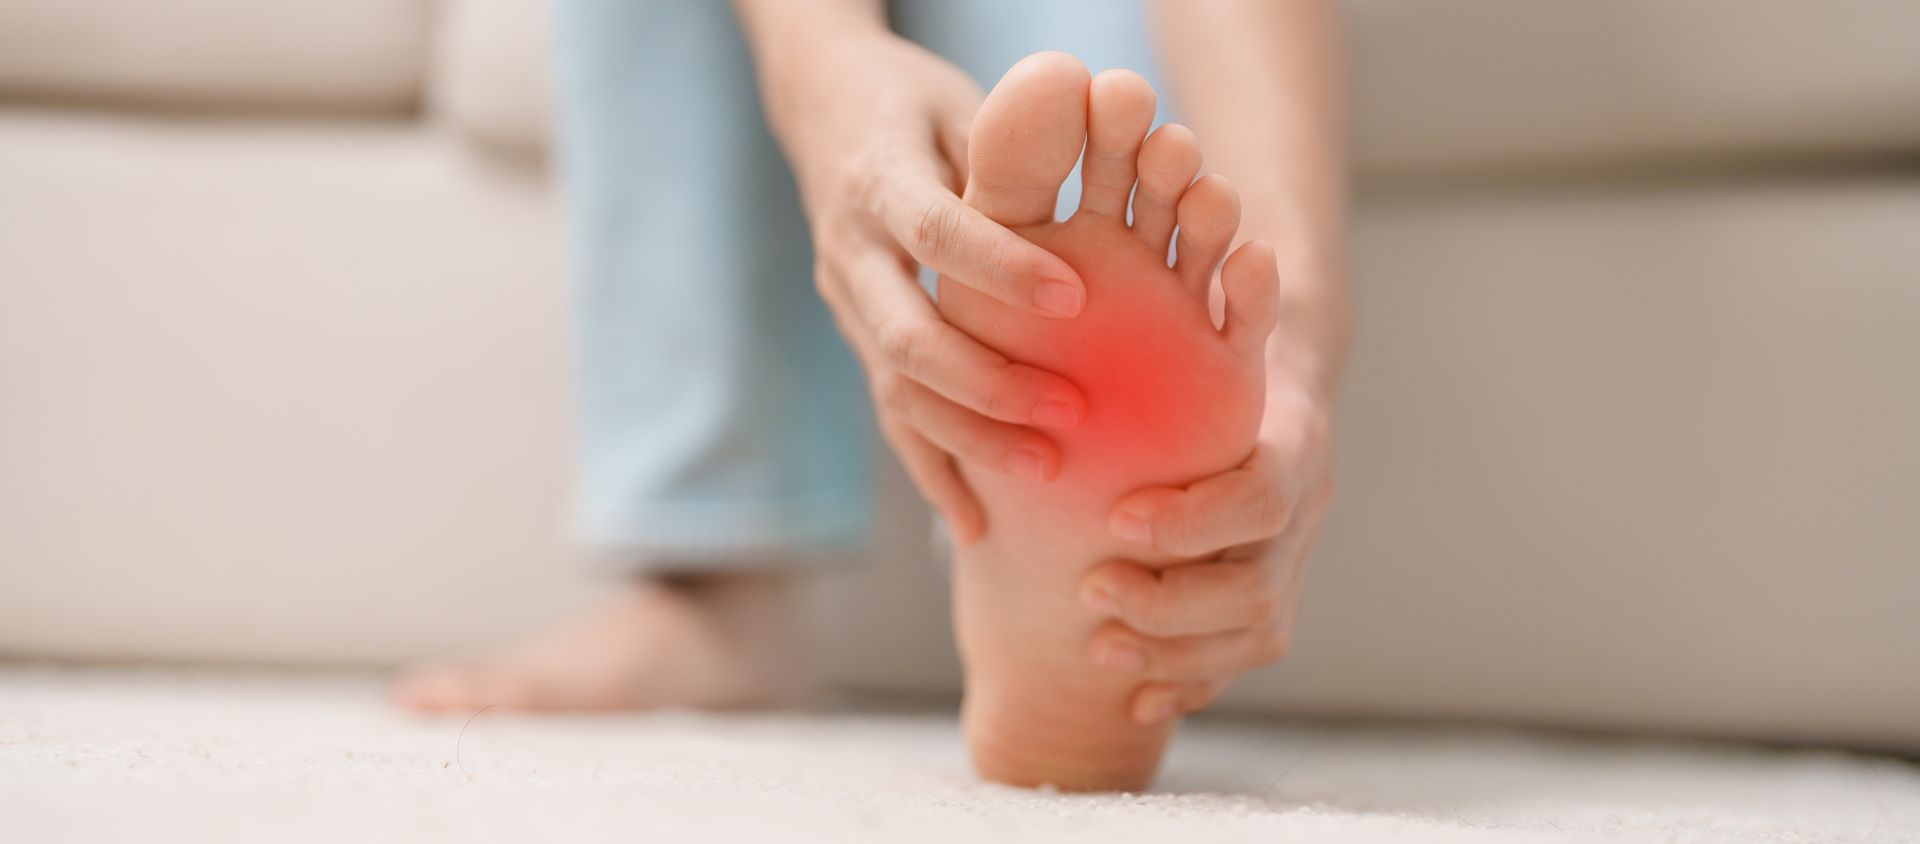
left=940, top=216, right=1263, bottom=502
left=1045, top=290, right=1255, bottom=490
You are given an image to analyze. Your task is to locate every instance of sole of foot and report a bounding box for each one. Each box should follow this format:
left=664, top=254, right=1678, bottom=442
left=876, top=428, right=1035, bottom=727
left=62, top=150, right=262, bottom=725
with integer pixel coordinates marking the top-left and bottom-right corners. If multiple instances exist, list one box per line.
left=938, top=52, right=1279, bottom=792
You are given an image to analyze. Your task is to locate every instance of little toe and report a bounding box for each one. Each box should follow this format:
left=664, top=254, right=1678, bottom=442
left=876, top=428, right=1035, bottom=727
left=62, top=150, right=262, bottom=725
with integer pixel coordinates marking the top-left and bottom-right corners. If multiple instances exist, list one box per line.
left=1130, top=123, right=1201, bottom=260
left=967, top=52, right=1092, bottom=227
left=1173, top=174, right=1241, bottom=293
left=1219, top=239, right=1283, bottom=356
left=1077, top=69, right=1156, bottom=219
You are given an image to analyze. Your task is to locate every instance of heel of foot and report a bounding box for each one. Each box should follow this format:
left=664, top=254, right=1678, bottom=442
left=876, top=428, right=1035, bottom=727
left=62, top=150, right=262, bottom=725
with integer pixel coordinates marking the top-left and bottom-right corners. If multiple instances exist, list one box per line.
left=963, top=693, right=1172, bottom=792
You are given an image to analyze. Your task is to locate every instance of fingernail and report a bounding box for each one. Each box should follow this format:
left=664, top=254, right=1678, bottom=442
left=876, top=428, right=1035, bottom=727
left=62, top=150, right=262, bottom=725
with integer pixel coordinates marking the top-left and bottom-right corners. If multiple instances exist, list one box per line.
left=1032, top=279, right=1084, bottom=317
left=1080, top=585, right=1120, bottom=615
left=1030, top=399, right=1080, bottom=430
left=1109, top=508, right=1152, bottom=545
left=1002, top=447, right=1050, bottom=482
left=1097, top=640, right=1146, bottom=672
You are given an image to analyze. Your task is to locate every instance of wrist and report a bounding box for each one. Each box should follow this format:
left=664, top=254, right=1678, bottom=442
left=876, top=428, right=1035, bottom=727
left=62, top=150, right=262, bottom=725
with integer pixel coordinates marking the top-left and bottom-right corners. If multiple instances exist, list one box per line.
left=1258, top=245, right=1350, bottom=405
left=1266, top=333, right=1339, bottom=408
left=734, top=0, right=889, bottom=82
left=734, top=8, right=893, bottom=169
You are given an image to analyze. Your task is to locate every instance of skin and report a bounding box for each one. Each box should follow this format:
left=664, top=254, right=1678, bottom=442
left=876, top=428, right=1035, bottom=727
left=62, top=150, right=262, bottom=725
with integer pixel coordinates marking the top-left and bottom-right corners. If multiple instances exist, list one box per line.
left=732, top=0, right=1349, bottom=724
left=936, top=55, right=1281, bottom=788
left=1088, top=0, right=1350, bottom=722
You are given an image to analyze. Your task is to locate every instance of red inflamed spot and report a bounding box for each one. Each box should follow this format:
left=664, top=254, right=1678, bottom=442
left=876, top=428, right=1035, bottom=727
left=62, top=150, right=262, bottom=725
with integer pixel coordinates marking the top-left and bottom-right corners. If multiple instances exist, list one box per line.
left=936, top=218, right=1264, bottom=507
left=1036, top=285, right=1258, bottom=494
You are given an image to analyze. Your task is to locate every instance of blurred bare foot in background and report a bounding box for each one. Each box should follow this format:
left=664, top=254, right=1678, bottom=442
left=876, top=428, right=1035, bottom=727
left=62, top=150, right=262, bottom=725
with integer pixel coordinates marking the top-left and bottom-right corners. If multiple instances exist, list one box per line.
left=390, top=572, right=804, bottom=713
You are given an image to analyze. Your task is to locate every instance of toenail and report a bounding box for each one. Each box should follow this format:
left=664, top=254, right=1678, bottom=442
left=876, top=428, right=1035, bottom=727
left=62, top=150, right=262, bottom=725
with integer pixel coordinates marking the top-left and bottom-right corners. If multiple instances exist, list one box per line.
left=1109, top=508, right=1152, bottom=545
left=1031, top=399, right=1080, bottom=430
left=1032, top=279, right=1085, bottom=317
left=1003, top=447, right=1050, bottom=482
left=1080, top=585, right=1120, bottom=616
left=1098, top=640, right=1146, bottom=672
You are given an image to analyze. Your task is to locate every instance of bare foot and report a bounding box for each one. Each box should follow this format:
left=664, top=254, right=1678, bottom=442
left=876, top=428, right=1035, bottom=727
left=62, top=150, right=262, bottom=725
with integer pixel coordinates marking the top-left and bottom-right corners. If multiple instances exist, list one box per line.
left=938, top=54, right=1278, bottom=791
left=390, top=573, right=804, bottom=713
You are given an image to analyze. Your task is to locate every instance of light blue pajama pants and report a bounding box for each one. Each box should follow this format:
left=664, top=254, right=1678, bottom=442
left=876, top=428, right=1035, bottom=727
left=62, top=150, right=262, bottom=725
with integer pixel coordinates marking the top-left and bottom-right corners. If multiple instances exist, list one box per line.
left=553, top=0, right=1165, bottom=567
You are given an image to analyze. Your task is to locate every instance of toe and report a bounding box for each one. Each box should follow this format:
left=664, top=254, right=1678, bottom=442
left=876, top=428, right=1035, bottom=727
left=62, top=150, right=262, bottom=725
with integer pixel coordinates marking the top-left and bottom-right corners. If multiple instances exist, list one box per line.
left=1173, top=174, right=1241, bottom=293
left=1077, top=69, right=1156, bottom=219
left=1130, top=123, right=1201, bottom=259
left=1220, top=239, right=1282, bottom=356
left=966, top=52, right=1091, bottom=227
left=392, top=665, right=476, bottom=712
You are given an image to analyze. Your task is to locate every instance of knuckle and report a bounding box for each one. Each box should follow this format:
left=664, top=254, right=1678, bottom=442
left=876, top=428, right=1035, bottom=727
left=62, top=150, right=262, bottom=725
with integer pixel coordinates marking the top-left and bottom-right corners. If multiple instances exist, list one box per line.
left=1156, top=509, right=1202, bottom=554
left=1243, top=590, right=1282, bottom=627
left=972, top=235, right=1018, bottom=293
left=837, top=146, right=889, bottom=215
left=1252, top=630, right=1293, bottom=666
left=874, top=374, right=914, bottom=413
left=874, top=319, right=931, bottom=373
left=1305, top=408, right=1334, bottom=447
left=1132, top=597, right=1177, bottom=636
left=951, top=418, right=1003, bottom=461
left=975, top=368, right=1028, bottom=420
left=1250, top=483, right=1293, bottom=536
left=1185, top=690, right=1220, bottom=715
left=908, top=199, right=964, bottom=257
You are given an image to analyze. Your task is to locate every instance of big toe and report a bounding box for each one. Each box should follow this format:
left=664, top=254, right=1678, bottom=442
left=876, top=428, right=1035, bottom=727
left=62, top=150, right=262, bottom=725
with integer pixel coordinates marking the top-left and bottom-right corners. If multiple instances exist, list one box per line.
left=966, top=51, right=1091, bottom=227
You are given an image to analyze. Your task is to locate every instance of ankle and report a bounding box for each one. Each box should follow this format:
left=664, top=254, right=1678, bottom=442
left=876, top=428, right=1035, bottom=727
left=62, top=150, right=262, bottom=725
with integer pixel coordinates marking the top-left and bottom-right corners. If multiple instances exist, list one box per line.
left=642, top=570, right=812, bottom=704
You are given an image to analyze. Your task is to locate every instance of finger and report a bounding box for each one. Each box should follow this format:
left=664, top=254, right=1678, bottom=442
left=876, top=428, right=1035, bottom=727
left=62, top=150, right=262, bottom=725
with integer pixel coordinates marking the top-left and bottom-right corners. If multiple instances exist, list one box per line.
left=1128, top=679, right=1229, bottom=724
left=845, top=250, right=1086, bottom=430
left=880, top=375, right=1061, bottom=483
left=1220, top=239, right=1282, bottom=356
left=1090, top=622, right=1293, bottom=683
left=883, top=179, right=1087, bottom=318
left=933, top=83, right=983, bottom=194
left=1109, top=454, right=1292, bottom=556
left=1078, top=558, right=1279, bottom=637
left=878, top=416, right=985, bottom=545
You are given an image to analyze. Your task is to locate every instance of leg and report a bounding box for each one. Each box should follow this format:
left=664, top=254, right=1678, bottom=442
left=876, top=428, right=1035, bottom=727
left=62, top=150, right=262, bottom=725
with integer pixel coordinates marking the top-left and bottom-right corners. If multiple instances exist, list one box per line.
left=890, top=0, right=1171, bottom=221
left=392, top=0, right=872, bottom=712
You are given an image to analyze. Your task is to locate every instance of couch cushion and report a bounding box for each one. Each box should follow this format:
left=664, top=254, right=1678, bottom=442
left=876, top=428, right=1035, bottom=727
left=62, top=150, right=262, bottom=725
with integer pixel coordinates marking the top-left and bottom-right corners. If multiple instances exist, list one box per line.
left=1350, top=0, right=1920, bottom=179
left=0, top=0, right=433, bottom=113
left=432, top=0, right=554, bottom=156
left=0, top=108, right=588, bottom=663
left=431, top=0, right=1920, bottom=174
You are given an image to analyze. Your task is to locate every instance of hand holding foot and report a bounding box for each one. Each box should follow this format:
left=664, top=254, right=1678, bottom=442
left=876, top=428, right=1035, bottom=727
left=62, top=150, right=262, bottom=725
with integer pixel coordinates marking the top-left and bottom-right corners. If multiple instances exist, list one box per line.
left=733, top=3, right=1095, bottom=544
left=1081, top=370, right=1336, bottom=723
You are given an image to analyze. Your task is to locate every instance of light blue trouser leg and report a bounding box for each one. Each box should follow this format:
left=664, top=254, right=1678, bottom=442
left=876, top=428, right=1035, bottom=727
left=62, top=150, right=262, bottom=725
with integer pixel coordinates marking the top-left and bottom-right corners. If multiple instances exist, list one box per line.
left=893, top=0, right=1171, bottom=221
left=551, top=0, right=1158, bottom=567
left=553, top=0, right=872, bottom=563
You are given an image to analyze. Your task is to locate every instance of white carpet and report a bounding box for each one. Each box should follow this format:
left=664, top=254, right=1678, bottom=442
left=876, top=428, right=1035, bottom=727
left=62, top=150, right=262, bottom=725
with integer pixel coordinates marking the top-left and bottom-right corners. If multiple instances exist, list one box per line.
left=3, top=665, right=1914, bottom=843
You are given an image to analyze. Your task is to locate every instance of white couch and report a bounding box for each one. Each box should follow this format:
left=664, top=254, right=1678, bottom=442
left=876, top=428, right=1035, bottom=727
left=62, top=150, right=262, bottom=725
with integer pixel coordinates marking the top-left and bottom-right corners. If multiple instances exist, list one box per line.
left=3, top=0, right=1916, bottom=752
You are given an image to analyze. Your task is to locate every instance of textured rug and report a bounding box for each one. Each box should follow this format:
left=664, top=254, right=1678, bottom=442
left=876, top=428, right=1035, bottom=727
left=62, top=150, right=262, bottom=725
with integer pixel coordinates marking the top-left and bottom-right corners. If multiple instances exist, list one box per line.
left=3, top=664, right=1914, bottom=843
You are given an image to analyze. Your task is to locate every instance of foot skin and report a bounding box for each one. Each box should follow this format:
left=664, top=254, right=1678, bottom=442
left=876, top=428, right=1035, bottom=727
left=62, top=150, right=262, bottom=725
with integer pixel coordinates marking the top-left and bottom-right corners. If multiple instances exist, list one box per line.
left=939, top=54, right=1279, bottom=791
left=390, top=573, right=804, bottom=713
